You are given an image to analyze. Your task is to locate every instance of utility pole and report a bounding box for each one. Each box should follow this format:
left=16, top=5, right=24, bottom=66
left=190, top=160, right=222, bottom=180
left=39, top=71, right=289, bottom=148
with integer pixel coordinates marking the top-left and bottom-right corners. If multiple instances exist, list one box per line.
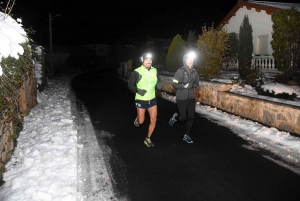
left=49, top=13, right=53, bottom=77
left=48, top=13, right=61, bottom=78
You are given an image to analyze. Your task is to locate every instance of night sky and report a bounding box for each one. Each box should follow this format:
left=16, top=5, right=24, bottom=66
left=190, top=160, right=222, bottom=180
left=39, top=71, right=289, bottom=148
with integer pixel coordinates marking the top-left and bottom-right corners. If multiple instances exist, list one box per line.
left=9, top=0, right=299, bottom=46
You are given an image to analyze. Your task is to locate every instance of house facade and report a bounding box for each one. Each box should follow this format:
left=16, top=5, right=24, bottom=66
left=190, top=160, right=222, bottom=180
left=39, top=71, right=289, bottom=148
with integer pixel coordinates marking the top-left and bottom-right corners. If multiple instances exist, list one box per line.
left=85, top=44, right=114, bottom=68
left=43, top=44, right=71, bottom=74
left=219, top=0, right=300, bottom=68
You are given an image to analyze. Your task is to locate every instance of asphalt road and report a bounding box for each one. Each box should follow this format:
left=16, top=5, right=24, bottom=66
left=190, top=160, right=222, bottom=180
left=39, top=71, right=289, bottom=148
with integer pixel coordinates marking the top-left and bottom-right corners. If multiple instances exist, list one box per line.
left=71, top=68, right=300, bottom=201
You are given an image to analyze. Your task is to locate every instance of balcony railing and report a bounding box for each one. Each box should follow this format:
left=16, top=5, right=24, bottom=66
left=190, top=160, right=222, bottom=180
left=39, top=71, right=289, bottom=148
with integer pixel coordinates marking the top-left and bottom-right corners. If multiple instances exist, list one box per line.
left=223, top=56, right=276, bottom=70
left=252, top=56, right=276, bottom=70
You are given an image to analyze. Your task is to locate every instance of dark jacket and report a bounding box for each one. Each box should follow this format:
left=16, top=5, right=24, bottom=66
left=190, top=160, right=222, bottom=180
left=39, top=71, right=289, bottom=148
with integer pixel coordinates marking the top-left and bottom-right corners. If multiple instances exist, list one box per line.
left=171, top=54, right=201, bottom=100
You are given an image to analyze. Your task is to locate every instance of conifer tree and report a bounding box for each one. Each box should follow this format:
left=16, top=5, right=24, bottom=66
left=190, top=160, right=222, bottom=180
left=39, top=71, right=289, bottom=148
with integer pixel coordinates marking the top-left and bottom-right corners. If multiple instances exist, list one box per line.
left=271, top=7, right=300, bottom=81
left=224, top=32, right=239, bottom=69
left=166, top=34, right=187, bottom=72
left=238, top=14, right=254, bottom=80
left=227, top=32, right=239, bottom=60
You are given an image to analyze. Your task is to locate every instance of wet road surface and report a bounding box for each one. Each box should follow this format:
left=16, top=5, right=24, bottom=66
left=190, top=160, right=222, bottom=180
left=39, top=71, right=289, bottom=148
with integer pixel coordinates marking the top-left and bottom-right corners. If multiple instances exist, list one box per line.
left=72, top=68, right=300, bottom=201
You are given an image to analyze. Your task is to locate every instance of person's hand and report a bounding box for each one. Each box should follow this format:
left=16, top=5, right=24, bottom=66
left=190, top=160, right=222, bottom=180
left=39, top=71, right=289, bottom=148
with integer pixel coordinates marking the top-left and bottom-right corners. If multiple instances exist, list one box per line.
left=156, top=82, right=162, bottom=91
left=137, top=89, right=147, bottom=96
left=183, top=83, right=191, bottom=89
left=194, top=85, right=201, bottom=91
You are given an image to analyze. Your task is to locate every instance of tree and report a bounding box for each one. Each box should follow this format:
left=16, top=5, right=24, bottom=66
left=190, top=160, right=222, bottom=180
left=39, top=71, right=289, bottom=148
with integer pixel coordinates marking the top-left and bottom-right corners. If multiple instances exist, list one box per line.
left=166, top=34, right=187, bottom=72
left=271, top=7, right=300, bottom=81
left=186, top=30, right=198, bottom=51
left=0, top=0, right=16, bottom=18
left=197, top=24, right=229, bottom=78
left=224, top=32, right=239, bottom=69
left=227, top=32, right=239, bottom=59
left=238, top=14, right=254, bottom=80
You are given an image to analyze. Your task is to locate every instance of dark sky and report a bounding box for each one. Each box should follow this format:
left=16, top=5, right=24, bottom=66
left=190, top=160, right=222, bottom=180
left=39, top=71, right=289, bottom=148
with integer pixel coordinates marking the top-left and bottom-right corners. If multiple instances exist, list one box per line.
left=10, top=0, right=299, bottom=46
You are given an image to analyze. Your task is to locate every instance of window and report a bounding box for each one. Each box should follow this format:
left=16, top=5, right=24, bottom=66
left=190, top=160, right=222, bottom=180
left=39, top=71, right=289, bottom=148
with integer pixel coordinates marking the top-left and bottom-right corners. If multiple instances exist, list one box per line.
left=257, top=35, right=268, bottom=55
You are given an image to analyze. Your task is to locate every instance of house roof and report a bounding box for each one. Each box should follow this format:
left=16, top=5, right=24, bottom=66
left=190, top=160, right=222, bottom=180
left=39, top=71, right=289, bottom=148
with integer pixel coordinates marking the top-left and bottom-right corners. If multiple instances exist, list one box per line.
left=248, top=0, right=300, bottom=11
left=218, top=0, right=300, bottom=28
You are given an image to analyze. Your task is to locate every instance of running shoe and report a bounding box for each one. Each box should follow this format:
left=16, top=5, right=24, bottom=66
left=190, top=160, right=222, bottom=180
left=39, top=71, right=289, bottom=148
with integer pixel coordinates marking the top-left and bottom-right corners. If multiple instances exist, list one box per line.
left=144, top=138, right=154, bottom=147
left=134, top=116, right=140, bottom=127
left=183, top=135, right=193, bottom=143
left=169, top=113, right=178, bottom=126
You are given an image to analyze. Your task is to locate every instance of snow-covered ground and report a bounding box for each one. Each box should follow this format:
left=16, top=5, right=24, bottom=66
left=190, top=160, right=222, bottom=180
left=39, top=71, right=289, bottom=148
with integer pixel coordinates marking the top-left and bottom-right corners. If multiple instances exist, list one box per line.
left=1, top=10, right=300, bottom=201
left=0, top=72, right=299, bottom=200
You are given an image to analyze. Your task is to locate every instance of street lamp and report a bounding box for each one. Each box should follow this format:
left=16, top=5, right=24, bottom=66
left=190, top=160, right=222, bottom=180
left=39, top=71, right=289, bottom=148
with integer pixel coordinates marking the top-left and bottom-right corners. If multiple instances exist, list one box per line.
left=49, top=13, right=61, bottom=77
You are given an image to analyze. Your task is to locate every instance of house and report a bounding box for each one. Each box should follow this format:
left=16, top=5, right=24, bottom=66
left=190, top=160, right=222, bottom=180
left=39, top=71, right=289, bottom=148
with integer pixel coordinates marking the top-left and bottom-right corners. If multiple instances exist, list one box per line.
left=218, top=0, right=300, bottom=69
left=85, top=44, right=114, bottom=68
left=145, top=36, right=172, bottom=70
left=43, top=44, right=71, bottom=74
left=115, top=36, right=172, bottom=71
left=145, top=36, right=172, bottom=56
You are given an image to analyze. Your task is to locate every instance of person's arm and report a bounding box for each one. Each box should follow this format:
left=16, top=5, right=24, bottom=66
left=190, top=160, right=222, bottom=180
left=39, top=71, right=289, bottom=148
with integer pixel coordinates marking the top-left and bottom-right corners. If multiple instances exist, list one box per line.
left=128, top=71, right=147, bottom=96
left=128, top=71, right=139, bottom=94
left=171, top=69, right=186, bottom=90
left=193, top=72, right=201, bottom=91
left=156, top=72, right=162, bottom=91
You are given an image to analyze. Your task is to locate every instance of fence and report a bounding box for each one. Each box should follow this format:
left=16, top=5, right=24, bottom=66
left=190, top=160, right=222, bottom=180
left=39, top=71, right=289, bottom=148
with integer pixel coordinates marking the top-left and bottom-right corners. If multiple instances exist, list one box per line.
left=117, top=62, right=128, bottom=78
left=117, top=60, right=132, bottom=78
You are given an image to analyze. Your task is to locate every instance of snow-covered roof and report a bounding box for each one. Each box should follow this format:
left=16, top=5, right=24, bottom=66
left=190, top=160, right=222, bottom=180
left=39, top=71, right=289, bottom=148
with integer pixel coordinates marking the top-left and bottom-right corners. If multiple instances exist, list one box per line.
left=249, top=0, right=300, bottom=12
left=218, top=0, right=300, bottom=28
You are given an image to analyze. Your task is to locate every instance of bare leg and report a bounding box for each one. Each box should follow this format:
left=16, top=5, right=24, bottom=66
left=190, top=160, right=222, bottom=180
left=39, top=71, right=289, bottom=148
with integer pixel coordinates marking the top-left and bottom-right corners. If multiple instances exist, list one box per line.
left=136, top=108, right=146, bottom=124
left=146, top=105, right=157, bottom=138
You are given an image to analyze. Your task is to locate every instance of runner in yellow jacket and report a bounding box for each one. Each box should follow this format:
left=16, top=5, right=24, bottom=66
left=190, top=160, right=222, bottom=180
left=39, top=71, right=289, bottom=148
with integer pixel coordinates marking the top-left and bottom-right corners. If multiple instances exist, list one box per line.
left=128, top=53, right=162, bottom=147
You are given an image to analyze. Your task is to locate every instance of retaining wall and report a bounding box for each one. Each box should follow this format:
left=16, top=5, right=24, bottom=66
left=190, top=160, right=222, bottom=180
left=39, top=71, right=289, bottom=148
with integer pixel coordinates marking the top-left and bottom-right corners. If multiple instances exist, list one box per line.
left=159, top=75, right=300, bottom=135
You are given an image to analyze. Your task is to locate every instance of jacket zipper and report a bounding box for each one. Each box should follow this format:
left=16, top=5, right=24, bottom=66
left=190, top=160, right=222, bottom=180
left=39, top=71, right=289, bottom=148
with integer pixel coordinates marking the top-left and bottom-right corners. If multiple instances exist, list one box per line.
left=148, top=69, right=151, bottom=104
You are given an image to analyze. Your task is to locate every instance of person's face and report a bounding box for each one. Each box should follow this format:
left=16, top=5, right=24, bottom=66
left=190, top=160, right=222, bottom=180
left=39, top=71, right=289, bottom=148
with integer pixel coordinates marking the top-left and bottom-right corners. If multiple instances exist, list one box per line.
left=186, top=58, right=194, bottom=68
left=143, top=59, right=152, bottom=68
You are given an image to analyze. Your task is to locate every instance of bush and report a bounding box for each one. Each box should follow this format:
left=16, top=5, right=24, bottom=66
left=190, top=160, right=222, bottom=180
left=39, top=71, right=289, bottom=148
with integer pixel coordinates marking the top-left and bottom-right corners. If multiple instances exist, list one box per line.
left=197, top=24, right=229, bottom=79
left=166, top=34, right=187, bottom=72
left=255, top=85, right=297, bottom=101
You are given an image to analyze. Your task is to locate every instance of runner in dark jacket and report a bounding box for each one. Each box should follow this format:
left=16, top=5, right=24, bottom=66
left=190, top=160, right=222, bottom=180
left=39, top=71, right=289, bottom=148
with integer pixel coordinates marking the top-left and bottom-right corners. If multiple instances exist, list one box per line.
left=169, top=51, right=201, bottom=143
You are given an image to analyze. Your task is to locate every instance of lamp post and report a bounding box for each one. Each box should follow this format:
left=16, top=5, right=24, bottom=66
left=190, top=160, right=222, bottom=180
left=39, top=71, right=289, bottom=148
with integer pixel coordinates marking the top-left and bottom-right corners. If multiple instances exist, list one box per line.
left=49, top=13, right=61, bottom=77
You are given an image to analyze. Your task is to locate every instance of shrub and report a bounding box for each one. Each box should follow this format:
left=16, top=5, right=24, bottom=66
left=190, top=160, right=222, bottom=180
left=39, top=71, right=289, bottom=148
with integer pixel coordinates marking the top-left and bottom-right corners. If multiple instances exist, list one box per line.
left=197, top=24, right=229, bottom=79
left=166, top=34, right=187, bottom=72
left=255, top=85, right=297, bottom=101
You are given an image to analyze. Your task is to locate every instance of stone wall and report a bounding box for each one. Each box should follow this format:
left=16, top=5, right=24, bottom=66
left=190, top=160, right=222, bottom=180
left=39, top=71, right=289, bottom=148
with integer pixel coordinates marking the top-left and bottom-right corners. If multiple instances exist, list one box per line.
left=0, top=121, right=14, bottom=173
left=19, top=68, right=38, bottom=116
left=159, top=75, right=300, bottom=135
left=0, top=69, right=38, bottom=175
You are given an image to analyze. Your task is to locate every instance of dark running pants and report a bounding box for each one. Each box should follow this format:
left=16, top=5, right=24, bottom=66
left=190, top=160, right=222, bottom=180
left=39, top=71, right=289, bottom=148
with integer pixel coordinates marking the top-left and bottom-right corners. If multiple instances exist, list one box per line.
left=177, top=98, right=195, bottom=135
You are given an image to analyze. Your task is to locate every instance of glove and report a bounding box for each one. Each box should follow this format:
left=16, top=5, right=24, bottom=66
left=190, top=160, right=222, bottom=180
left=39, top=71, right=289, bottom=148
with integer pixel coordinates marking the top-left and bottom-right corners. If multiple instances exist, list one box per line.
left=137, top=89, right=147, bottom=96
left=156, top=82, right=162, bottom=91
left=194, top=85, right=201, bottom=91
left=183, top=83, right=191, bottom=89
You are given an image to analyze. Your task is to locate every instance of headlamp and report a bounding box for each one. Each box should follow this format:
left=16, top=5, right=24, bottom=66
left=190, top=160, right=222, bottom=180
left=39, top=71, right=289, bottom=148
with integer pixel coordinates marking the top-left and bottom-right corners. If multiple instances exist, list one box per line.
left=141, top=53, right=152, bottom=62
left=145, top=53, right=152, bottom=59
left=187, top=52, right=196, bottom=60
